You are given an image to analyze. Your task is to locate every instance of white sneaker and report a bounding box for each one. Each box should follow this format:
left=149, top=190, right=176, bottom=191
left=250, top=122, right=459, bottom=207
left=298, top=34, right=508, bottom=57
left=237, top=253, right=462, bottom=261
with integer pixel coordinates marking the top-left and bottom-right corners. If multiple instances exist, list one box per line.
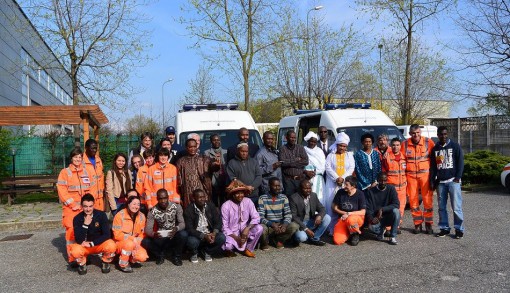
left=389, top=237, right=398, bottom=245
left=190, top=254, right=199, bottom=263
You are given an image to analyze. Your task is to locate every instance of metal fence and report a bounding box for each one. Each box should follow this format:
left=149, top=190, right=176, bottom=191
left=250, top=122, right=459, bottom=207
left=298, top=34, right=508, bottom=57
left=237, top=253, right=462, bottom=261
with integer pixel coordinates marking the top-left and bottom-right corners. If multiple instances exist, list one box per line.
left=7, top=135, right=140, bottom=176
left=430, top=115, right=510, bottom=156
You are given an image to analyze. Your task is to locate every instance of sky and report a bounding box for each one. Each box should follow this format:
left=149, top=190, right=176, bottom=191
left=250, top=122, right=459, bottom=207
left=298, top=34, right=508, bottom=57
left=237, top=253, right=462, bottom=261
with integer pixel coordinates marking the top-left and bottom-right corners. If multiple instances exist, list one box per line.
left=103, top=0, right=473, bottom=128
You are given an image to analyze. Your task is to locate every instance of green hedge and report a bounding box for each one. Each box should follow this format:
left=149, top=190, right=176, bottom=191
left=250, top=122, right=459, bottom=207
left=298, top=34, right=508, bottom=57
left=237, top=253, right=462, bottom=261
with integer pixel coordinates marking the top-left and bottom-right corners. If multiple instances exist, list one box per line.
left=463, top=150, right=510, bottom=184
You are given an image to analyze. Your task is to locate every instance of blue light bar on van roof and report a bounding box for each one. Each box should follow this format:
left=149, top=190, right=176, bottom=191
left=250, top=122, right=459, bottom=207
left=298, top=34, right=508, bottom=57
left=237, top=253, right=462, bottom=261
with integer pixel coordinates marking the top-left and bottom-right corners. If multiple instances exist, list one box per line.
left=294, top=109, right=322, bottom=114
left=325, top=102, right=371, bottom=110
left=182, top=103, right=239, bottom=111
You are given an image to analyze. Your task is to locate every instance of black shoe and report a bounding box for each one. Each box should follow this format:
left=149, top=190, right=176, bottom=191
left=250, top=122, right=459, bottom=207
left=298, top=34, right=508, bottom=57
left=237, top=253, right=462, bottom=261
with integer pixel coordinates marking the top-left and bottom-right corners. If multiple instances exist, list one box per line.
left=350, top=233, right=360, bottom=246
left=425, top=223, right=434, bottom=235
left=171, top=257, right=183, bottom=266
left=156, top=257, right=165, bottom=265
left=101, top=262, right=111, bottom=274
left=413, top=224, right=422, bottom=234
left=436, top=229, right=450, bottom=238
left=120, top=265, right=133, bottom=273
left=69, top=261, right=79, bottom=269
left=397, top=228, right=402, bottom=235
left=131, top=262, right=142, bottom=268
left=384, top=230, right=391, bottom=238
left=77, top=265, right=87, bottom=275
left=455, top=230, right=464, bottom=239
left=308, top=239, right=326, bottom=246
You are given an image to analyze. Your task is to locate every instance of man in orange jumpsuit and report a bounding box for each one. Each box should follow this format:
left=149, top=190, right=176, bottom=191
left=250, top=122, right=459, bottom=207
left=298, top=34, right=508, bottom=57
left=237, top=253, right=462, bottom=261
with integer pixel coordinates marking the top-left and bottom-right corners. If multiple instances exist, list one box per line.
left=69, top=194, right=116, bottom=275
left=57, top=147, right=91, bottom=264
left=383, top=137, right=407, bottom=231
left=401, top=124, right=436, bottom=234
left=82, top=139, right=105, bottom=211
left=135, top=149, right=155, bottom=212
left=145, top=148, right=180, bottom=209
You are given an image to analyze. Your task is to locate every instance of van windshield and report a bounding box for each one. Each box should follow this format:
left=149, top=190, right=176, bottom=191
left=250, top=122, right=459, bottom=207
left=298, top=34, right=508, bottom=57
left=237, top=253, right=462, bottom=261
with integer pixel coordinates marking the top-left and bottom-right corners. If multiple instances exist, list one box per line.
left=179, top=130, right=263, bottom=153
left=336, top=126, right=405, bottom=153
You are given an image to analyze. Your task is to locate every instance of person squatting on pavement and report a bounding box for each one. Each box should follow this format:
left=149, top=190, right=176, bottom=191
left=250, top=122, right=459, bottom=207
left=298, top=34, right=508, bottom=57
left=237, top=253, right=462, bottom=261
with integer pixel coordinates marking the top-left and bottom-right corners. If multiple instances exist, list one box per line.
left=112, top=195, right=149, bottom=273
left=431, top=126, right=465, bottom=239
left=257, top=178, right=299, bottom=250
left=402, top=124, right=436, bottom=234
left=57, top=147, right=91, bottom=264
left=184, top=189, right=226, bottom=263
left=332, top=176, right=366, bottom=246
left=365, top=173, right=401, bottom=245
left=289, top=180, right=330, bottom=246
left=221, top=179, right=263, bottom=258
left=142, top=188, right=188, bottom=266
left=69, top=194, right=116, bottom=275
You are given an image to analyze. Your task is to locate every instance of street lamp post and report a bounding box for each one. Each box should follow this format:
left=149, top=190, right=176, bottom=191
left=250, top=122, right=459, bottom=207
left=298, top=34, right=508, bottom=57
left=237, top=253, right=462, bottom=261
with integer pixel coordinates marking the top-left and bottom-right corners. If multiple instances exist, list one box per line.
left=307, top=5, right=323, bottom=108
left=161, top=79, right=173, bottom=130
left=378, top=43, right=383, bottom=109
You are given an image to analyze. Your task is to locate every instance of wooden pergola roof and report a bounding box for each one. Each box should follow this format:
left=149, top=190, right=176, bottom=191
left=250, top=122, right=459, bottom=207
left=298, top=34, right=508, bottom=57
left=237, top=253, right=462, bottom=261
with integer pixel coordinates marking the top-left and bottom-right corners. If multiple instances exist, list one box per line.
left=0, top=105, right=109, bottom=142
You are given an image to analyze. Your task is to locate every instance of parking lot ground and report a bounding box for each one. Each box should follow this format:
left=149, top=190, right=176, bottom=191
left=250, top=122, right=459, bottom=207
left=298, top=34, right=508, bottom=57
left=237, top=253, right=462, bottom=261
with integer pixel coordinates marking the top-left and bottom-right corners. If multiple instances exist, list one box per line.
left=0, top=189, right=508, bottom=292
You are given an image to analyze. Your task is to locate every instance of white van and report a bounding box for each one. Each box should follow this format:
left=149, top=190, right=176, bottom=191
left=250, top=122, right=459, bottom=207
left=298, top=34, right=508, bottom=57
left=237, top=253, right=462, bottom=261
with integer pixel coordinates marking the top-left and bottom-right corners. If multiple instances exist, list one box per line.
left=174, top=103, right=262, bottom=152
left=277, top=103, right=404, bottom=152
left=398, top=125, right=438, bottom=143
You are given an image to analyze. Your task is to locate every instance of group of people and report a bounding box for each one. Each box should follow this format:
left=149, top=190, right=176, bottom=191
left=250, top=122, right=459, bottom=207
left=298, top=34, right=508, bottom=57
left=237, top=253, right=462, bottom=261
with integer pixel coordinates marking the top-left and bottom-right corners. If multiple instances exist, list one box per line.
left=57, top=124, right=465, bottom=274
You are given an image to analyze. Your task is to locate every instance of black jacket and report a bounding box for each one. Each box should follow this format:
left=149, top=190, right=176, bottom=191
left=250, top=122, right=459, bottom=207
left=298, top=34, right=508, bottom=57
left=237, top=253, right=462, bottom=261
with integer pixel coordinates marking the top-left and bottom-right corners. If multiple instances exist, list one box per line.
left=184, top=201, right=222, bottom=240
left=364, top=185, right=400, bottom=223
left=289, top=192, right=326, bottom=230
left=73, top=209, right=111, bottom=246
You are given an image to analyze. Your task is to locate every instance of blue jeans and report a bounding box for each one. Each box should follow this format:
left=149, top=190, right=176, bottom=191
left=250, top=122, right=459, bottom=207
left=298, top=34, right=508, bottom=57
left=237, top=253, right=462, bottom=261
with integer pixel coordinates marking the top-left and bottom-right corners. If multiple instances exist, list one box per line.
left=186, top=232, right=226, bottom=255
left=437, top=181, right=464, bottom=232
left=368, top=208, right=400, bottom=237
left=294, top=214, right=331, bottom=242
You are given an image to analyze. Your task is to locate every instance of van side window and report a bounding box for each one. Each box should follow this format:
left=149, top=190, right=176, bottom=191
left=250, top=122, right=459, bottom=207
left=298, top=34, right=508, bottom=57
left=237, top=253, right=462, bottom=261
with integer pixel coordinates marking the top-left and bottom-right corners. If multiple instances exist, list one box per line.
left=277, top=127, right=293, bottom=148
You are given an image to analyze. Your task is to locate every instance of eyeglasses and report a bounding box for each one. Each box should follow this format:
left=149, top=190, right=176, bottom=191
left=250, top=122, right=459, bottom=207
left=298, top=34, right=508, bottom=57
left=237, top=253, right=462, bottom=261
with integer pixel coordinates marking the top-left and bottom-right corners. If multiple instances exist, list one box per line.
left=319, top=131, right=328, bottom=133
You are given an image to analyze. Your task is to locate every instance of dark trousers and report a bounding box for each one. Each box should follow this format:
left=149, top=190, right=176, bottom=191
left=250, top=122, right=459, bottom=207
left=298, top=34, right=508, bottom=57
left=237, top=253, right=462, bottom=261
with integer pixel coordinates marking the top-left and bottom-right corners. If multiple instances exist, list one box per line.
left=141, top=230, right=188, bottom=258
left=283, top=176, right=301, bottom=196
left=186, top=232, right=226, bottom=255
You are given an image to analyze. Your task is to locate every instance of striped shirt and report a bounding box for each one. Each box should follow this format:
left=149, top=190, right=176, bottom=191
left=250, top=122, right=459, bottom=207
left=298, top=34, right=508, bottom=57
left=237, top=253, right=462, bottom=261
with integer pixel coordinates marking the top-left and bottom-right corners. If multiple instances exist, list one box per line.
left=257, top=194, right=292, bottom=225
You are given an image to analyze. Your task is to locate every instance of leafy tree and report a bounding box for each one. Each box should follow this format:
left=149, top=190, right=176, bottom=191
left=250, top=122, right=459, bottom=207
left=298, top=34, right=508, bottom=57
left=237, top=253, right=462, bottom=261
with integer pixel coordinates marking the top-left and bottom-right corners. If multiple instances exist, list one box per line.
left=125, top=115, right=160, bottom=137
left=356, top=0, right=455, bottom=124
left=182, top=65, right=217, bottom=105
left=20, top=0, right=151, bottom=146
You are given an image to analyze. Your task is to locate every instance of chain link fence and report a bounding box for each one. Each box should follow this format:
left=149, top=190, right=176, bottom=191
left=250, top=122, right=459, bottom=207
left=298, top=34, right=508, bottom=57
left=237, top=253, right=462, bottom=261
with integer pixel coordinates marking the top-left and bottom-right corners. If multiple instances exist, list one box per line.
left=430, top=115, right=510, bottom=156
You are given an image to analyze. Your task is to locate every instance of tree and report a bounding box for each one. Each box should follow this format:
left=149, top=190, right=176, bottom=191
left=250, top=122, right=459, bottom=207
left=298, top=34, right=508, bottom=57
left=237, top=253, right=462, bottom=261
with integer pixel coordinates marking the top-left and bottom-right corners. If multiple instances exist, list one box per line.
left=262, top=14, right=373, bottom=110
left=20, top=0, right=150, bottom=146
left=125, top=115, right=160, bottom=137
left=179, top=0, right=289, bottom=111
left=456, top=0, right=510, bottom=115
left=248, top=97, right=283, bottom=123
left=356, top=0, right=455, bottom=124
left=382, top=37, right=454, bottom=124
left=182, top=65, right=217, bottom=105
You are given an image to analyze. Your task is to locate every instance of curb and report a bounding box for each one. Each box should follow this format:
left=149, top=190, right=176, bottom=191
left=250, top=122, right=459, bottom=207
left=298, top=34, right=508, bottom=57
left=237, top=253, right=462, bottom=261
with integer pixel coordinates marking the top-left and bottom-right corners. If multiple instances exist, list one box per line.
left=0, top=220, right=61, bottom=232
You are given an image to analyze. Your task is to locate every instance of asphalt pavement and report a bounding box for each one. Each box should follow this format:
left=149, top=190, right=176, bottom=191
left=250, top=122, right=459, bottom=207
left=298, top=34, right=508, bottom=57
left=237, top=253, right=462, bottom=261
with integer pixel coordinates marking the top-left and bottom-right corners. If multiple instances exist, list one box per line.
left=0, top=189, right=508, bottom=292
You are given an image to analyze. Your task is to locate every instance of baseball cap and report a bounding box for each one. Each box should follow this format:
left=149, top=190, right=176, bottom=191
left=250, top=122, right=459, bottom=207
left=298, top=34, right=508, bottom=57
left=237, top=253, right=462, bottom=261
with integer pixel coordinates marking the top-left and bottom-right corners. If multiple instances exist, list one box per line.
left=165, top=126, right=176, bottom=134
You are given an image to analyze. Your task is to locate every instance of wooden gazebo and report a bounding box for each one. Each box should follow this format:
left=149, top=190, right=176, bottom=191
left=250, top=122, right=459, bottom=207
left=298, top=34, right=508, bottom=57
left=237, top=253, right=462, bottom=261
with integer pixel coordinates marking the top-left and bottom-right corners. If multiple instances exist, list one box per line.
left=0, top=105, right=109, bottom=142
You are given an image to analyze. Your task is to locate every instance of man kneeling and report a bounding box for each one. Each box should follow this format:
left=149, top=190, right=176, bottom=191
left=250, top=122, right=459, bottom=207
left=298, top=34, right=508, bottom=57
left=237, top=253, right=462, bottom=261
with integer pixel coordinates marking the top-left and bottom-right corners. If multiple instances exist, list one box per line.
left=69, top=194, right=116, bottom=275
left=184, top=189, right=226, bottom=263
left=365, top=173, right=400, bottom=245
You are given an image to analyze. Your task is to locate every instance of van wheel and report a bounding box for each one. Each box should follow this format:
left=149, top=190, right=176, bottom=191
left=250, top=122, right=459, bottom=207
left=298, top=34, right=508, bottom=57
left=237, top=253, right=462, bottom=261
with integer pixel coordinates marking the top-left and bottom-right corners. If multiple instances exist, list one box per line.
left=506, top=174, right=510, bottom=193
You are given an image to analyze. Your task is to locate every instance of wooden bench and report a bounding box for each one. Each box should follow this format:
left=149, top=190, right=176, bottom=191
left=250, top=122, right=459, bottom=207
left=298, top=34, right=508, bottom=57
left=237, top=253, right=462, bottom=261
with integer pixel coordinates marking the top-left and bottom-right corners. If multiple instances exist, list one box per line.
left=0, top=175, right=58, bottom=205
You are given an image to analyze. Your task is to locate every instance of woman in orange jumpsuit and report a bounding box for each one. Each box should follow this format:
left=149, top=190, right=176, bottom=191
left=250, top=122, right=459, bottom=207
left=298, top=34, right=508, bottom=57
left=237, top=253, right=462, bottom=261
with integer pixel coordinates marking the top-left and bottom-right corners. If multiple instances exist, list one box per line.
left=332, top=176, right=366, bottom=246
left=57, top=147, right=91, bottom=263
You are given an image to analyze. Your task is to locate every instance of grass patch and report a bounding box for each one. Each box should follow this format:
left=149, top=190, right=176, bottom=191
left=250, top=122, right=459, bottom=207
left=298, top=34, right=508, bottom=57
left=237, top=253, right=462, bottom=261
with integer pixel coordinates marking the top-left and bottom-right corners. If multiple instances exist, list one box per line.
left=1, top=192, right=59, bottom=204
left=462, top=183, right=504, bottom=192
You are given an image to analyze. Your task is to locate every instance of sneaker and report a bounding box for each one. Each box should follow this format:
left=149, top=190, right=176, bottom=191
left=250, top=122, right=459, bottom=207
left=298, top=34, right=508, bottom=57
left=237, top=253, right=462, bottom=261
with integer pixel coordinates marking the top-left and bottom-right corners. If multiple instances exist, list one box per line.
left=436, top=229, right=450, bottom=238
left=120, top=264, right=133, bottom=273
left=376, top=231, right=384, bottom=241
left=455, top=230, right=464, bottom=239
left=190, top=254, right=199, bottom=263
left=69, top=261, right=79, bottom=269
left=101, top=262, right=111, bottom=274
left=260, top=240, right=270, bottom=251
left=77, top=264, right=87, bottom=275
left=276, top=241, right=285, bottom=249
left=413, top=224, right=422, bottom=234
left=389, top=237, right=398, bottom=245
left=350, top=233, right=360, bottom=246
left=425, top=223, right=434, bottom=235
left=308, top=239, right=326, bottom=246
left=203, top=252, right=212, bottom=262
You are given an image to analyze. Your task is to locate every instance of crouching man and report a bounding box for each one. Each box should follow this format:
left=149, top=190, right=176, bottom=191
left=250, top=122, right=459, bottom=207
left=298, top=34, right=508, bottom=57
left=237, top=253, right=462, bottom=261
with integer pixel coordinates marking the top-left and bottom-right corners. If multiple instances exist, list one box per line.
left=184, top=189, right=226, bottom=263
left=69, top=194, right=116, bottom=275
left=365, top=173, right=400, bottom=245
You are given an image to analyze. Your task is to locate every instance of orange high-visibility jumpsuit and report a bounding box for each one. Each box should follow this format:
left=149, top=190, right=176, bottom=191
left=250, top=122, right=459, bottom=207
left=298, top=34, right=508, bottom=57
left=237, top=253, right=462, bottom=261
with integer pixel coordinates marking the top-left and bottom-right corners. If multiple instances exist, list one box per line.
left=383, top=151, right=407, bottom=225
left=112, top=209, right=148, bottom=267
left=401, top=137, right=435, bottom=226
left=144, top=162, right=180, bottom=209
left=82, top=155, right=105, bottom=211
left=333, top=215, right=365, bottom=245
left=69, top=240, right=117, bottom=266
left=57, top=165, right=90, bottom=262
left=136, top=164, right=150, bottom=207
